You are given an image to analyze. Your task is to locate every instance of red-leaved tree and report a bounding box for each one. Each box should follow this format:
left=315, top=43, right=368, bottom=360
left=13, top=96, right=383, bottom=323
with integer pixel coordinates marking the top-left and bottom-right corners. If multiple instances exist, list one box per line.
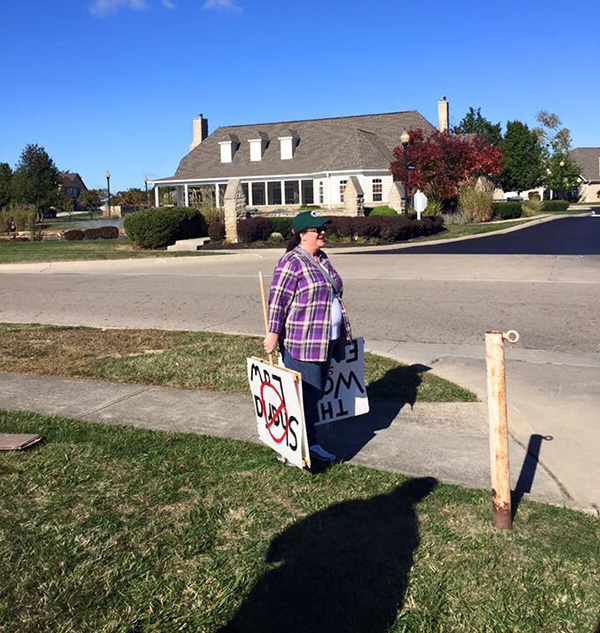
left=390, top=129, right=503, bottom=203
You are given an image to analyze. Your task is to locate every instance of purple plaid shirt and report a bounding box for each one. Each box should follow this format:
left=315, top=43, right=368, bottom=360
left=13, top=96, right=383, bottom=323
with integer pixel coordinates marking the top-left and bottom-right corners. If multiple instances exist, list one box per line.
left=268, top=246, right=352, bottom=362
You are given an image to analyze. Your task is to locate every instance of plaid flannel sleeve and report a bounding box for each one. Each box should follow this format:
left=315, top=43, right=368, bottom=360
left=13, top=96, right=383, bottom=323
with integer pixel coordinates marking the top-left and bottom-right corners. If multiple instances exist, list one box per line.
left=267, top=257, right=297, bottom=335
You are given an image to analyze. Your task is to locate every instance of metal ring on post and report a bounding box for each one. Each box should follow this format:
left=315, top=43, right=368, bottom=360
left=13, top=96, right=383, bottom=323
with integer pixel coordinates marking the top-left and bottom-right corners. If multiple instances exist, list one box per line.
left=503, top=330, right=520, bottom=344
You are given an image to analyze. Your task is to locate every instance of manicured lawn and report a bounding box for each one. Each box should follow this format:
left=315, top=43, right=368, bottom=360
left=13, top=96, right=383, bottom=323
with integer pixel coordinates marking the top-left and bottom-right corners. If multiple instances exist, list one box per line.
left=0, top=238, right=218, bottom=263
left=411, top=219, right=538, bottom=243
left=0, top=411, right=597, bottom=632
left=0, top=324, right=476, bottom=403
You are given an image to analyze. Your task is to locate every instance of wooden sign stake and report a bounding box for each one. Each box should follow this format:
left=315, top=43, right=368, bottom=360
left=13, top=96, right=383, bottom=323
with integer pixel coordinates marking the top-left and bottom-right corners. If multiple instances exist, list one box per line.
left=258, top=272, right=273, bottom=367
left=485, top=329, right=520, bottom=530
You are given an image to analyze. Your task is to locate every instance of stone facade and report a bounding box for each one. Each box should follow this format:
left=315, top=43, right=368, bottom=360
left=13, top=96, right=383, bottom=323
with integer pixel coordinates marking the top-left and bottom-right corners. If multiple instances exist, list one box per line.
left=343, top=176, right=364, bottom=217
left=388, top=181, right=405, bottom=212
left=223, top=179, right=246, bottom=243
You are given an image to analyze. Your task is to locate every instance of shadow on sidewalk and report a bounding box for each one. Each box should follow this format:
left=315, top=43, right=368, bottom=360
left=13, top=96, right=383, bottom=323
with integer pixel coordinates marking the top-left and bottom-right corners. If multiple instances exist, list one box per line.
left=218, top=476, right=438, bottom=633
left=317, top=363, right=429, bottom=461
left=512, top=433, right=552, bottom=518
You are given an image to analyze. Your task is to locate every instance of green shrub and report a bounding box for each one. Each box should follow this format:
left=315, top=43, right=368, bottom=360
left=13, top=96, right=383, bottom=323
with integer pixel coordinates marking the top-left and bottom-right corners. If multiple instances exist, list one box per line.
left=369, top=206, right=398, bottom=216
left=492, top=202, right=522, bottom=220
left=64, top=229, right=84, bottom=241
left=123, top=207, right=208, bottom=249
left=270, top=217, right=293, bottom=239
left=458, top=185, right=493, bottom=223
left=421, top=197, right=443, bottom=217
left=193, top=204, right=223, bottom=225
left=521, top=198, right=543, bottom=217
left=268, top=232, right=284, bottom=243
left=543, top=200, right=569, bottom=212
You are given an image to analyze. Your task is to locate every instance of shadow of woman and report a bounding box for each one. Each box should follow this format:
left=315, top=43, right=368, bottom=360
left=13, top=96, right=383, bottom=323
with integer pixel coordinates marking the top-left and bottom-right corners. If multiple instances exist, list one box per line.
left=218, top=476, right=438, bottom=633
left=317, top=363, right=431, bottom=461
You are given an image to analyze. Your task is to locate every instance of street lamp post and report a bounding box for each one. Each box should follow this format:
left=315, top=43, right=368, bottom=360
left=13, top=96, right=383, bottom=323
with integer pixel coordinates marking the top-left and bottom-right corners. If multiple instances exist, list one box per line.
left=400, top=130, right=410, bottom=218
left=106, top=171, right=111, bottom=216
left=145, top=177, right=149, bottom=206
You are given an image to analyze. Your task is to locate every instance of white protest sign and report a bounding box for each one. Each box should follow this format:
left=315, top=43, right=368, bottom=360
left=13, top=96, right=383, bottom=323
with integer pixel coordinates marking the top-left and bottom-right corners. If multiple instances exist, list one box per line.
left=317, top=337, right=369, bottom=424
left=413, top=190, right=428, bottom=220
left=247, top=358, right=309, bottom=469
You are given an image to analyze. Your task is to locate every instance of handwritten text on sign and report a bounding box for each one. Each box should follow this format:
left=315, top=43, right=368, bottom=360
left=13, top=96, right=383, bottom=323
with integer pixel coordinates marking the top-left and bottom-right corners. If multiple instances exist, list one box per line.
left=317, top=337, right=369, bottom=424
left=247, top=358, right=306, bottom=468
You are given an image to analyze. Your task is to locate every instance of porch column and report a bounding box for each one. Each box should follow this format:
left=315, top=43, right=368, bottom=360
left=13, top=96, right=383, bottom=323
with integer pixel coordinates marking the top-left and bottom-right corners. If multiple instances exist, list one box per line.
left=184, top=184, right=189, bottom=207
left=298, top=179, right=303, bottom=205
left=248, top=182, right=253, bottom=206
left=215, top=184, right=220, bottom=207
left=154, top=185, right=160, bottom=207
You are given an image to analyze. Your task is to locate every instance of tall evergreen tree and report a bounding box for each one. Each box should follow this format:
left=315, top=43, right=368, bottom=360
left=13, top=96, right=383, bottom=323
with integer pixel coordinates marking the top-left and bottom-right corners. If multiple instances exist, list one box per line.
left=499, top=121, right=545, bottom=193
left=11, top=144, right=61, bottom=217
left=453, top=107, right=503, bottom=147
left=0, top=163, right=12, bottom=208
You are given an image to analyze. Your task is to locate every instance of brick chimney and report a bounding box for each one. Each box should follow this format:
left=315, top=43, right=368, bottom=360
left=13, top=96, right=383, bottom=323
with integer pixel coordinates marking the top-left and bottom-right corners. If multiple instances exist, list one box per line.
left=438, top=97, right=449, bottom=133
left=190, top=114, right=209, bottom=151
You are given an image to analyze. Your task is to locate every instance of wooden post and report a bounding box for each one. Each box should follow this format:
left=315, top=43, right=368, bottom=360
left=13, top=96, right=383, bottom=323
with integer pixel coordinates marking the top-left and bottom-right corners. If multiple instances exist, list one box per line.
left=258, top=272, right=273, bottom=366
left=485, top=330, right=519, bottom=530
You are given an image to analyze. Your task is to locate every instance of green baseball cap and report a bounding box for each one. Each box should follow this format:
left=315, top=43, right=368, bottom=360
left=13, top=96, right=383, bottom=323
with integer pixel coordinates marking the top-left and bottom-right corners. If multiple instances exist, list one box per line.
left=292, top=210, right=331, bottom=234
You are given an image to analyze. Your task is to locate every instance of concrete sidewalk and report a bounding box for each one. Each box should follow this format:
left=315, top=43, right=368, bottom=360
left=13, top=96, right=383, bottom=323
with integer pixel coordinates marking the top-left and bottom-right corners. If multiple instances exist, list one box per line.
left=0, top=370, right=570, bottom=509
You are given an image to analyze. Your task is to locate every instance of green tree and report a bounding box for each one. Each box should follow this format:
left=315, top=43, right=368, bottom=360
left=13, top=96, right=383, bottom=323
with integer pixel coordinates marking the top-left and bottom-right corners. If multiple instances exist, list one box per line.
left=499, top=121, right=545, bottom=193
left=534, top=111, right=581, bottom=198
left=0, top=163, right=12, bottom=208
left=11, top=144, right=61, bottom=218
left=545, top=152, right=581, bottom=199
left=453, top=107, right=503, bottom=147
left=113, top=188, right=146, bottom=206
left=79, top=189, right=102, bottom=218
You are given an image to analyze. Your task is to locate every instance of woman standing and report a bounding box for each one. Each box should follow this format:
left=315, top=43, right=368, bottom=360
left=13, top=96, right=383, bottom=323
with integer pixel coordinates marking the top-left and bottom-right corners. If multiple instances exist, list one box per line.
left=263, top=211, right=352, bottom=462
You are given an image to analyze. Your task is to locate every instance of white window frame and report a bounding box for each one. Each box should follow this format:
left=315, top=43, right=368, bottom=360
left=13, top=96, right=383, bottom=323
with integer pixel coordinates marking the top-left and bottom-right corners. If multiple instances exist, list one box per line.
left=372, top=178, right=383, bottom=202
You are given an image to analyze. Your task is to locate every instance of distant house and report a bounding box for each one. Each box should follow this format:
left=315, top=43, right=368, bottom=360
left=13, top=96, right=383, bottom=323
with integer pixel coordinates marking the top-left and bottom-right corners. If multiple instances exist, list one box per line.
left=570, top=148, right=600, bottom=203
left=59, top=172, right=88, bottom=210
left=149, top=101, right=449, bottom=209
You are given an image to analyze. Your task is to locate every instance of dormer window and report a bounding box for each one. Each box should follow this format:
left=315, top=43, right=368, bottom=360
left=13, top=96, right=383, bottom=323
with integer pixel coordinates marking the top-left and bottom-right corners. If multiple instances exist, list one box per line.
left=219, top=141, right=233, bottom=163
left=249, top=133, right=269, bottom=162
left=278, top=130, right=299, bottom=160
left=219, top=134, right=239, bottom=164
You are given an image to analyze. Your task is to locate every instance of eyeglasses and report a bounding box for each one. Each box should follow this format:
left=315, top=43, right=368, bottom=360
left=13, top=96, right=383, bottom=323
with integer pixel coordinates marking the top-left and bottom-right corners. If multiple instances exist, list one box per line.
left=305, top=227, right=327, bottom=234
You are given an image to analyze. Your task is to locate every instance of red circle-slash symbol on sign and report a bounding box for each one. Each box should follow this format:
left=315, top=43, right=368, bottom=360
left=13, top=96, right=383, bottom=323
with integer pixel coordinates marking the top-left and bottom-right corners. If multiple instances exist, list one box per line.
left=260, top=380, right=289, bottom=443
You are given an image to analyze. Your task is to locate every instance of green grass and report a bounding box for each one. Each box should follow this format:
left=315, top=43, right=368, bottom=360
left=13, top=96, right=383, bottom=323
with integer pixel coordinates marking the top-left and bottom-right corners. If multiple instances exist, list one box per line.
left=411, top=219, right=537, bottom=243
left=0, top=238, right=218, bottom=263
left=0, top=324, right=476, bottom=404
left=0, top=410, right=597, bottom=632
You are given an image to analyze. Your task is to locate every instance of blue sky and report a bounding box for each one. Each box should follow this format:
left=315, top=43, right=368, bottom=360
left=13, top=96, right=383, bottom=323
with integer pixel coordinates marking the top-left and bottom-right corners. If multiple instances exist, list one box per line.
left=2, top=0, right=599, bottom=192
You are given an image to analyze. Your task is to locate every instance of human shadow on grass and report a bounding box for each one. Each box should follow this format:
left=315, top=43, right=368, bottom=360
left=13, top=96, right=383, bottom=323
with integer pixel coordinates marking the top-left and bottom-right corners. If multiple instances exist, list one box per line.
left=219, top=476, right=438, bottom=633
left=317, top=364, right=430, bottom=461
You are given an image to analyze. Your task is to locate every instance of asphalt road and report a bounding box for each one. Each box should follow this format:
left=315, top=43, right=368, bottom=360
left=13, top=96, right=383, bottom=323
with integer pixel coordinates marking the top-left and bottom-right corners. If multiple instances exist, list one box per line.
left=1, top=221, right=599, bottom=509
left=371, top=215, right=600, bottom=255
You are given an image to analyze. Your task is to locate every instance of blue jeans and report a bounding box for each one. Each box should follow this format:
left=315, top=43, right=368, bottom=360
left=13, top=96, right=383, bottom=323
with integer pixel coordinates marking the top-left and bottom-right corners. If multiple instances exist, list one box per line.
left=280, top=341, right=338, bottom=447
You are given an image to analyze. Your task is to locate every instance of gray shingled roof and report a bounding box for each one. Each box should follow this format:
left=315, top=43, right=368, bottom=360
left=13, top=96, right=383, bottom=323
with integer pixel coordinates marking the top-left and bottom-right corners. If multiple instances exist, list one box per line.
left=156, top=111, right=435, bottom=182
left=60, top=172, right=87, bottom=189
left=570, top=148, right=600, bottom=182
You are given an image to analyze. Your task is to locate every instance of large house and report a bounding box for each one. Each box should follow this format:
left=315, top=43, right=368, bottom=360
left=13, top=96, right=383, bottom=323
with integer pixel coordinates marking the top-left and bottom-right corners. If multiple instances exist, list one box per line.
left=570, top=148, right=600, bottom=203
left=150, top=100, right=450, bottom=209
left=59, top=172, right=88, bottom=210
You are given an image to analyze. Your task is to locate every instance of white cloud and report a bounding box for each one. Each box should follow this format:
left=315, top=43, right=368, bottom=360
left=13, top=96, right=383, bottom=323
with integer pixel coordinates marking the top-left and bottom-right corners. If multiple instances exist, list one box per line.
left=89, top=0, right=149, bottom=17
left=203, top=0, right=242, bottom=14
left=161, top=0, right=176, bottom=8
